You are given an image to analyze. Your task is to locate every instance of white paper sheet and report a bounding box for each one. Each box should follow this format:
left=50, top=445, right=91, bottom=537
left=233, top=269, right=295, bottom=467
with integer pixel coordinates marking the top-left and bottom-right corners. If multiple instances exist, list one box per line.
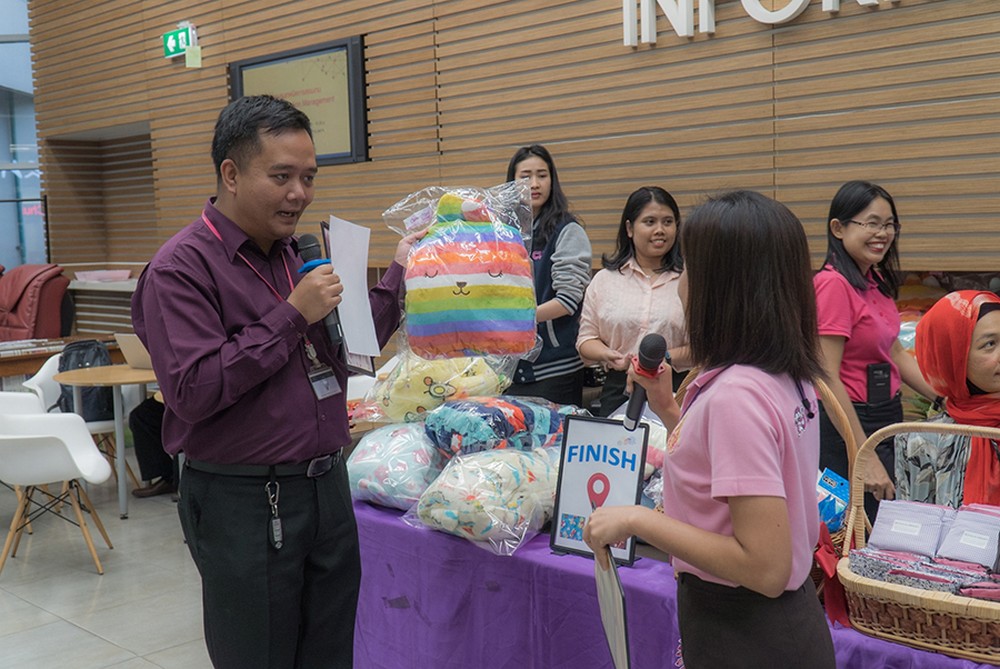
left=326, top=215, right=380, bottom=357
left=595, top=545, right=631, bottom=669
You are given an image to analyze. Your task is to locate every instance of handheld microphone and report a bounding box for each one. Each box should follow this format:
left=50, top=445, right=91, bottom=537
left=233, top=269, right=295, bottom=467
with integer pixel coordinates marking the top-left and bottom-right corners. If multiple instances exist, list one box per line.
left=297, top=233, right=343, bottom=347
left=623, top=333, right=667, bottom=431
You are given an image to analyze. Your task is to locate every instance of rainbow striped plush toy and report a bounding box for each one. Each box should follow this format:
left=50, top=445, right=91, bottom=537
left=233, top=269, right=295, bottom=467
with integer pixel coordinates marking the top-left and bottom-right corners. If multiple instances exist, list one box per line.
left=405, top=193, right=536, bottom=359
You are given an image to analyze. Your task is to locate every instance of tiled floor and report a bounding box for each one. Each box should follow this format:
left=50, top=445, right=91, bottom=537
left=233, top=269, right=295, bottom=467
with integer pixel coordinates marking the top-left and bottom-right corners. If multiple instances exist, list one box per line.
left=0, top=464, right=212, bottom=668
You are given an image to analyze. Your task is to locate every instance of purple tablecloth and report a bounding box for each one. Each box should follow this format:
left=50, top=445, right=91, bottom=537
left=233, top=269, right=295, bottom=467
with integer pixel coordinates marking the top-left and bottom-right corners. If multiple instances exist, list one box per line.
left=353, top=502, right=996, bottom=668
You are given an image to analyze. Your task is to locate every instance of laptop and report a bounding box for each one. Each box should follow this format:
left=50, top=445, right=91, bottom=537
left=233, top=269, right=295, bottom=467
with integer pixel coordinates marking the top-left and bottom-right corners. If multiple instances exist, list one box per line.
left=114, top=333, right=153, bottom=370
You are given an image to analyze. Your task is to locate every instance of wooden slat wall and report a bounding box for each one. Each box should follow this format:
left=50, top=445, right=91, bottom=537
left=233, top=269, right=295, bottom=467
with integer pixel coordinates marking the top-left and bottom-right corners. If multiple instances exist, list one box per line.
left=29, top=0, right=999, bottom=273
left=71, top=287, right=135, bottom=335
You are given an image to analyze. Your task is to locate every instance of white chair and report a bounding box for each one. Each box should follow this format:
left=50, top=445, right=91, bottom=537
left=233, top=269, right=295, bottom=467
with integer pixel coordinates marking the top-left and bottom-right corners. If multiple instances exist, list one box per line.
left=0, top=412, right=114, bottom=575
left=0, top=391, right=45, bottom=414
left=23, top=353, right=140, bottom=489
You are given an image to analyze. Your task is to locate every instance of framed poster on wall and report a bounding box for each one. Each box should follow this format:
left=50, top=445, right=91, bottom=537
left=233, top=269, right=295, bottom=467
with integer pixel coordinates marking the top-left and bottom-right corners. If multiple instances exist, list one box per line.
left=551, top=415, right=648, bottom=565
left=229, top=37, right=367, bottom=165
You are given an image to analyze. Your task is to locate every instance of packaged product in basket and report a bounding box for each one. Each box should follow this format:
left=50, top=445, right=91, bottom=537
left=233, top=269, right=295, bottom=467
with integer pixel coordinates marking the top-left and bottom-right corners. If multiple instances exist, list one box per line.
left=816, top=467, right=849, bottom=532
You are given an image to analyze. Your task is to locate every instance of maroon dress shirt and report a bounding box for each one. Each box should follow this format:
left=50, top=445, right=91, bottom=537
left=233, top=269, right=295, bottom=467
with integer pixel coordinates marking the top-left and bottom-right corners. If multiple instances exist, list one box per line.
left=132, top=199, right=403, bottom=465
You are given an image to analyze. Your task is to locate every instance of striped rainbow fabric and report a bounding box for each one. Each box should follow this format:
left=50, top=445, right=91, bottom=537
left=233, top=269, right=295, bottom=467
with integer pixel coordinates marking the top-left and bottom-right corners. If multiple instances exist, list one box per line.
left=405, top=193, right=536, bottom=358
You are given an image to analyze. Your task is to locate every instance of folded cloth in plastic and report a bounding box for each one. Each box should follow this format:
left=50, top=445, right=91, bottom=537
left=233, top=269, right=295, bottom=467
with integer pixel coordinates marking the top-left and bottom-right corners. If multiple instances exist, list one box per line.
left=415, top=447, right=560, bottom=555
left=405, top=193, right=536, bottom=359
left=867, top=500, right=954, bottom=556
left=962, top=588, right=1000, bottom=601
left=884, top=567, right=968, bottom=593
left=422, top=395, right=575, bottom=459
left=361, top=354, right=507, bottom=423
left=935, top=508, right=1000, bottom=570
left=849, top=547, right=927, bottom=582
left=347, top=423, right=446, bottom=510
left=965, top=503, right=1000, bottom=518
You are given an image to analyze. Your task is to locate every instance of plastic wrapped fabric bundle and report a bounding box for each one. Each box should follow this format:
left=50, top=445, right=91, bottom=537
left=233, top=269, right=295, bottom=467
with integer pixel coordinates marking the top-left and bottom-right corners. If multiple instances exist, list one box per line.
left=412, top=446, right=560, bottom=555
left=352, top=351, right=512, bottom=424
left=422, top=395, right=576, bottom=459
left=404, top=193, right=536, bottom=359
left=347, top=423, right=446, bottom=510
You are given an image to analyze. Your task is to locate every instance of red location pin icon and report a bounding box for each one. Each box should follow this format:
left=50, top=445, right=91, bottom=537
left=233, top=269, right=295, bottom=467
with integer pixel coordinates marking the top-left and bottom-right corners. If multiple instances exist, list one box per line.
left=587, top=472, right=611, bottom=510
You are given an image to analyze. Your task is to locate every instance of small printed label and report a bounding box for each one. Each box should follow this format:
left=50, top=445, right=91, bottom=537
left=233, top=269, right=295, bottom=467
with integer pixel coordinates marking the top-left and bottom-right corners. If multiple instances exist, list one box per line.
left=890, top=519, right=922, bottom=536
left=959, top=530, right=990, bottom=550
left=403, top=205, right=434, bottom=232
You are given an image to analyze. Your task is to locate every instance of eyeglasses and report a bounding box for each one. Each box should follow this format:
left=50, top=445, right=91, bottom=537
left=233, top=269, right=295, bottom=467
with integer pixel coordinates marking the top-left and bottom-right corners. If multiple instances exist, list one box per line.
left=845, top=219, right=900, bottom=235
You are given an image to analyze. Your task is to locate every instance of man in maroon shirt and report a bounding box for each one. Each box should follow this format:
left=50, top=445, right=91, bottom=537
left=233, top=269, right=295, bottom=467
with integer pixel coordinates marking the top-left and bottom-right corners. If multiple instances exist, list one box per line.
left=132, top=95, right=420, bottom=668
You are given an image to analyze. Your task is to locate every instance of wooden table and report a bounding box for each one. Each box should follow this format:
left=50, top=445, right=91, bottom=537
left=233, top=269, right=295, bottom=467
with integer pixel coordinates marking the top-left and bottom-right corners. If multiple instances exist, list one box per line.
left=0, top=336, right=123, bottom=378
left=54, top=364, right=157, bottom=518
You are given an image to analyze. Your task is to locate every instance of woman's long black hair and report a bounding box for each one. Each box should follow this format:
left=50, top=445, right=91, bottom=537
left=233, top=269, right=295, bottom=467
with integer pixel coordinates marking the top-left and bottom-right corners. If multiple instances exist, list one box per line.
left=823, top=180, right=901, bottom=298
left=602, top=186, right=682, bottom=274
left=506, top=144, right=577, bottom=248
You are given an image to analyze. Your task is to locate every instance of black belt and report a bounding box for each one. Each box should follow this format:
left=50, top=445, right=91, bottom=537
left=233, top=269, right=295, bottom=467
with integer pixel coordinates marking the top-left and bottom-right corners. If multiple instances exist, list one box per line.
left=185, top=452, right=341, bottom=478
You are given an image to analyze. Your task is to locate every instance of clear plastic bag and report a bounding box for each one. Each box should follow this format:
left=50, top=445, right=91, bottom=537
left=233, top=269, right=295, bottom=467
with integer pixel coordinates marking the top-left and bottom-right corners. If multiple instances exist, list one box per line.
left=352, top=348, right=518, bottom=423
left=404, top=446, right=561, bottom=556
left=383, top=179, right=533, bottom=243
left=384, top=181, right=539, bottom=360
left=347, top=422, right=446, bottom=510
left=422, top=395, right=581, bottom=459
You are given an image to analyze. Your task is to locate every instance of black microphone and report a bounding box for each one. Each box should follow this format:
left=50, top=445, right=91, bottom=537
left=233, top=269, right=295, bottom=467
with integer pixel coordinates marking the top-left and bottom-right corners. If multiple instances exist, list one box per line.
left=297, top=233, right=343, bottom=347
left=623, top=333, right=667, bottom=431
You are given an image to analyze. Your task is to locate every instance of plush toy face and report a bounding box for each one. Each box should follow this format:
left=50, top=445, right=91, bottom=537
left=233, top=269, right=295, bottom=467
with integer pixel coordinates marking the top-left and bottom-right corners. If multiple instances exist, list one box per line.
left=405, top=194, right=536, bottom=359
left=376, top=356, right=506, bottom=422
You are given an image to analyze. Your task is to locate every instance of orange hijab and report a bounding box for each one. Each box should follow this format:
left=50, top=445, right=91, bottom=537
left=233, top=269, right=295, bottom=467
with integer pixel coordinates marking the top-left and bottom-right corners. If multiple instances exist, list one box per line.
left=916, top=290, right=1000, bottom=505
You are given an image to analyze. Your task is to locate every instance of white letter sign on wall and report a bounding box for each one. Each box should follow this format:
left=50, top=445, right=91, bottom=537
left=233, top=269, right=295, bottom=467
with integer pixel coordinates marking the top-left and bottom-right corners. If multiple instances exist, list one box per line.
left=641, top=0, right=694, bottom=43
left=624, top=0, right=899, bottom=46
left=741, top=0, right=810, bottom=24
left=624, top=0, right=638, bottom=46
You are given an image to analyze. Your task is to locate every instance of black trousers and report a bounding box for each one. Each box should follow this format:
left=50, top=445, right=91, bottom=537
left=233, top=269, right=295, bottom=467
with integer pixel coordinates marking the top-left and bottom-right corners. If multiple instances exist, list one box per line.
left=819, top=393, right=903, bottom=522
left=506, top=368, right=585, bottom=408
left=677, top=573, right=836, bottom=669
left=177, top=456, right=360, bottom=669
left=128, top=397, right=176, bottom=483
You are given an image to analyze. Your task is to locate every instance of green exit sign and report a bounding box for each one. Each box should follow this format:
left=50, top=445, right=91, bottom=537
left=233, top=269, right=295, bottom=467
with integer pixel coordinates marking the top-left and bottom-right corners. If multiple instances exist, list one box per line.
left=163, top=25, right=195, bottom=59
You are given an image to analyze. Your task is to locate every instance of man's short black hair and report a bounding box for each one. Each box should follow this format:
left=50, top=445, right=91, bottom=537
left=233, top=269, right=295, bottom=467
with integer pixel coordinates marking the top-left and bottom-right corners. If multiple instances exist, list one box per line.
left=211, top=95, right=313, bottom=180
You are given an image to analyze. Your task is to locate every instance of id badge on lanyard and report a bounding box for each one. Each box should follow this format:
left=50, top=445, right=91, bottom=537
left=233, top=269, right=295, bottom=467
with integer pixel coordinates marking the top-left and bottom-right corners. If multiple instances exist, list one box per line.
left=303, top=337, right=341, bottom=400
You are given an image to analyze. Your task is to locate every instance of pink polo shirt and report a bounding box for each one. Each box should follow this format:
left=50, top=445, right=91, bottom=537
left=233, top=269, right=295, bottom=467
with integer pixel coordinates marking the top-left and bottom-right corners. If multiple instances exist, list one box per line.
left=662, top=365, right=821, bottom=591
left=814, top=267, right=901, bottom=402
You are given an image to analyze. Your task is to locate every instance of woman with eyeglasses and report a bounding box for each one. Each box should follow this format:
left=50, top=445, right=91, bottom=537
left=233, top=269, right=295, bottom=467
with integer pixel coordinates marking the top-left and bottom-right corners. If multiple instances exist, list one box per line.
left=814, top=180, right=937, bottom=521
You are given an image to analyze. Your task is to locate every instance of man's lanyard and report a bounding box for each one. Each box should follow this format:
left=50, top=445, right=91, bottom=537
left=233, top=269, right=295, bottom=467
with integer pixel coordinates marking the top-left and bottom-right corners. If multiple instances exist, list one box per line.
left=201, top=212, right=294, bottom=300
left=201, top=211, right=326, bottom=369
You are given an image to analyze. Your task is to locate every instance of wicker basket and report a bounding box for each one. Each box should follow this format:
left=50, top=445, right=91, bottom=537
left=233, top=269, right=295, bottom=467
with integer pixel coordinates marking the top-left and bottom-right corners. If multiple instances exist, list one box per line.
left=837, top=422, right=1000, bottom=663
left=810, top=379, right=858, bottom=594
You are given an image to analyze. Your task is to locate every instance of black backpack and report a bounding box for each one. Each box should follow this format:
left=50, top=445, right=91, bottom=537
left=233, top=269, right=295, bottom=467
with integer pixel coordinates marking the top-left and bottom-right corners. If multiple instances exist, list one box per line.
left=56, top=339, right=114, bottom=421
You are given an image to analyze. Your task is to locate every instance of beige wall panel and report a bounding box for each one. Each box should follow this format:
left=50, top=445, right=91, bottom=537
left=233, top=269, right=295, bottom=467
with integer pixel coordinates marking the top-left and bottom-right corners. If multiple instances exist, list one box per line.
left=28, top=0, right=1000, bottom=273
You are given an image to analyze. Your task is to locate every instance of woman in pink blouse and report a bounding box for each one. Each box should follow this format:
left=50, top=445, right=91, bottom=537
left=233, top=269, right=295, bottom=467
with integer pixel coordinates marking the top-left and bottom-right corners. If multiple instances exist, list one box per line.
left=576, top=186, right=691, bottom=416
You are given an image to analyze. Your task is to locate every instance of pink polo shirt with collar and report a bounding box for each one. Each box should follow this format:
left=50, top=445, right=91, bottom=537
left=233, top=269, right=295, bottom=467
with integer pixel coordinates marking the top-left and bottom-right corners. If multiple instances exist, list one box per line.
left=814, top=266, right=901, bottom=403
left=662, top=365, right=821, bottom=591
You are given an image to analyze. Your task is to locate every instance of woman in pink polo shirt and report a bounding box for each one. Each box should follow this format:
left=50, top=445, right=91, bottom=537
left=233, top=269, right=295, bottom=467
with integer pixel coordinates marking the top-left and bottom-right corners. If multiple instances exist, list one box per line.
left=813, top=181, right=937, bottom=521
left=585, top=191, right=835, bottom=668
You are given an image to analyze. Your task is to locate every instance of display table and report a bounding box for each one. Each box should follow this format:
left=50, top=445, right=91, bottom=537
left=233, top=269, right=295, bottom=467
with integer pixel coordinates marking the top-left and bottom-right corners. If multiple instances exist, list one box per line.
left=354, top=502, right=996, bottom=669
